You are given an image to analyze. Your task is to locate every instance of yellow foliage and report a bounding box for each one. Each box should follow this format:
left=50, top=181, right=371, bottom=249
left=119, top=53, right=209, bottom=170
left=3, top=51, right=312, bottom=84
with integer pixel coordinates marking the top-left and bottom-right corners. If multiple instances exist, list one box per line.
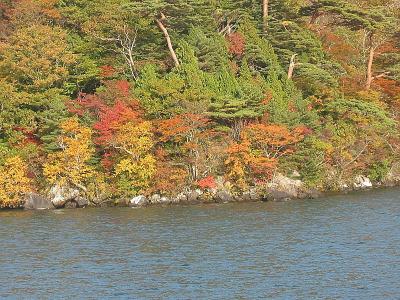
left=43, top=117, right=95, bottom=189
left=0, top=24, right=76, bottom=92
left=113, top=121, right=156, bottom=195
left=0, top=156, right=32, bottom=208
left=113, top=121, right=153, bottom=158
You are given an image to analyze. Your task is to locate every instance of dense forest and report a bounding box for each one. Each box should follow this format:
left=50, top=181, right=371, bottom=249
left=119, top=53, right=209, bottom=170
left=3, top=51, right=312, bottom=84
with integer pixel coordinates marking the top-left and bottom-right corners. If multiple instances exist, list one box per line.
left=0, top=0, right=399, bottom=208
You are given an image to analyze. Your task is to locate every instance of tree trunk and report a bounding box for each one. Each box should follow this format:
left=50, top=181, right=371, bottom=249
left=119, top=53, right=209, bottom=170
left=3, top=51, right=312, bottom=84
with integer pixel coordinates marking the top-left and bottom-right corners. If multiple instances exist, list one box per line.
left=366, top=46, right=374, bottom=90
left=156, top=13, right=180, bottom=67
left=287, top=54, right=297, bottom=79
left=262, top=0, right=269, bottom=32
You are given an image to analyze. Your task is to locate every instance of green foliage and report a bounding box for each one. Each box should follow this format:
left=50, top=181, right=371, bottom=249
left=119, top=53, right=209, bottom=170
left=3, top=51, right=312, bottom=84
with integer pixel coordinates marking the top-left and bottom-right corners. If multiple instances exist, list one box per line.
left=368, top=160, right=391, bottom=183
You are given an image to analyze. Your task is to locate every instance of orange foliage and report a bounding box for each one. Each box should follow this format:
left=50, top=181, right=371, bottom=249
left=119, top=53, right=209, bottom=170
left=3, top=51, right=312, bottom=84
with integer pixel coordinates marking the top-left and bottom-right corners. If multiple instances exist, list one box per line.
left=224, top=123, right=306, bottom=188
left=156, top=113, right=210, bottom=143
left=243, top=123, right=305, bottom=159
left=10, top=0, right=61, bottom=23
left=225, top=140, right=252, bottom=189
left=373, top=78, right=400, bottom=99
left=100, top=65, right=117, bottom=78
left=321, top=31, right=358, bottom=64
left=148, top=148, right=188, bottom=195
left=197, top=176, right=217, bottom=190
left=227, top=32, right=245, bottom=57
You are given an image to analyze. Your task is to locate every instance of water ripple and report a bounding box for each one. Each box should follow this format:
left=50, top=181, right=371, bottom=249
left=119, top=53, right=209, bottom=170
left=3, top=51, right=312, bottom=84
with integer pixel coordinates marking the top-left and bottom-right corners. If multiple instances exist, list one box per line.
left=1, top=188, right=400, bottom=299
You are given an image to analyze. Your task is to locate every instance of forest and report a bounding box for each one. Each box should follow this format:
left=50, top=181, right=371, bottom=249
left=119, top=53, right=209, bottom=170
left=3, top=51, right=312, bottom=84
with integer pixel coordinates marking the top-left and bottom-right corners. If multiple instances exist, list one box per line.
left=0, top=0, right=399, bottom=208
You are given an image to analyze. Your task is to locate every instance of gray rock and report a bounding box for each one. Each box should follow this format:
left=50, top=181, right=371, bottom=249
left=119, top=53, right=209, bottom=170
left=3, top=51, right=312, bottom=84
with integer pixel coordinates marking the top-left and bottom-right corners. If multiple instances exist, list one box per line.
left=186, top=190, right=201, bottom=203
left=215, top=190, right=233, bottom=203
left=265, top=173, right=305, bottom=199
left=75, top=196, right=89, bottom=208
left=23, top=193, right=54, bottom=210
left=129, top=195, right=148, bottom=207
left=265, top=189, right=293, bottom=202
left=149, top=194, right=161, bottom=204
left=49, top=185, right=80, bottom=208
left=354, top=175, right=373, bottom=189
left=64, top=201, right=77, bottom=209
left=174, top=193, right=187, bottom=203
left=160, top=196, right=171, bottom=204
left=242, top=188, right=260, bottom=202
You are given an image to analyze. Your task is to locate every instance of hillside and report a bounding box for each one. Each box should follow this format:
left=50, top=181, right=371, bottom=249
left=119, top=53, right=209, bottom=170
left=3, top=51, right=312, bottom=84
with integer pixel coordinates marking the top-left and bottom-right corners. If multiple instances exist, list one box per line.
left=0, top=0, right=399, bottom=207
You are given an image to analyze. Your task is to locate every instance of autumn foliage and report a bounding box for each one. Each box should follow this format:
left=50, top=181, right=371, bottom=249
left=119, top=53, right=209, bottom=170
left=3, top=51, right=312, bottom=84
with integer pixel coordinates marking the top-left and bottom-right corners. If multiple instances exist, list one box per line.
left=0, top=156, right=32, bottom=208
left=43, top=117, right=95, bottom=190
left=1, top=0, right=400, bottom=204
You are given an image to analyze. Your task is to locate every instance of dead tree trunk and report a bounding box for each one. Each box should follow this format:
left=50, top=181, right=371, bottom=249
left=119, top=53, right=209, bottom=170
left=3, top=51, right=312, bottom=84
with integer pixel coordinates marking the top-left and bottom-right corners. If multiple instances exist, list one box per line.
left=287, top=54, right=297, bottom=79
left=263, top=0, right=269, bottom=32
left=156, top=13, right=180, bottom=67
left=366, top=46, right=375, bottom=90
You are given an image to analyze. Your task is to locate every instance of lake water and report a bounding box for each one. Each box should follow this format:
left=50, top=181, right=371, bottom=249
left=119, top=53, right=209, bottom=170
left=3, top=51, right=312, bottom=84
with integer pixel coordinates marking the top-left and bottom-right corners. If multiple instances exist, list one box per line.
left=1, top=188, right=400, bottom=299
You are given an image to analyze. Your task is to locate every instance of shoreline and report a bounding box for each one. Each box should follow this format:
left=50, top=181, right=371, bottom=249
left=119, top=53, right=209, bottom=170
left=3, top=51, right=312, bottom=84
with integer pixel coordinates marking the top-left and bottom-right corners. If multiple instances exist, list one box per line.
left=15, top=174, right=400, bottom=211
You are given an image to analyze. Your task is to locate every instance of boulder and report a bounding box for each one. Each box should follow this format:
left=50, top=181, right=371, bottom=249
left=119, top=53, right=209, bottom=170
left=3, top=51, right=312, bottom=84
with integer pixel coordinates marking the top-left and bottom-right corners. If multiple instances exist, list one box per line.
left=354, top=175, right=373, bottom=189
left=160, top=196, right=171, bottom=204
left=242, top=188, right=261, bottom=202
left=49, top=185, right=80, bottom=208
left=64, top=201, right=77, bottom=209
left=149, top=194, right=161, bottom=204
left=129, top=195, right=148, bottom=207
left=265, top=190, right=293, bottom=202
left=214, top=190, right=234, bottom=203
left=75, top=196, right=89, bottom=208
left=265, top=174, right=309, bottom=201
left=23, top=193, right=54, bottom=210
left=186, top=190, right=201, bottom=203
left=174, top=193, right=187, bottom=203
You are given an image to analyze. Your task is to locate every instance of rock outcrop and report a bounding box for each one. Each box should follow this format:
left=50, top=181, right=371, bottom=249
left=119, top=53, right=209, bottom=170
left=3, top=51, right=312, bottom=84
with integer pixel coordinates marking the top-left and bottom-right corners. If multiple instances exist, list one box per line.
left=129, top=195, right=148, bottom=207
left=353, top=175, right=373, bottom=189
left=265, top=173, right=307, bottom=201
left=48, top=185, right=88, bottom=208
left=23, top=193, right=54, bottom=210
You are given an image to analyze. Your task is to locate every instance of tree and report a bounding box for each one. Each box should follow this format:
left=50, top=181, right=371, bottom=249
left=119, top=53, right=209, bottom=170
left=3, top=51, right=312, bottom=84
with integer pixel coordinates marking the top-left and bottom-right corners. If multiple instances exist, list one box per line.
left=0, top=24, right=75, bottom=92
left=0, top=156, right=32, bottom=208
left=43, top=117, right=95, bottom=191
left=156, top=113, right=212, bottom=182
left=263, top=0, right=269, bottom=32
left=300, top=0, right=399, bottom=90
left=113, top=121, right=156, bottom=197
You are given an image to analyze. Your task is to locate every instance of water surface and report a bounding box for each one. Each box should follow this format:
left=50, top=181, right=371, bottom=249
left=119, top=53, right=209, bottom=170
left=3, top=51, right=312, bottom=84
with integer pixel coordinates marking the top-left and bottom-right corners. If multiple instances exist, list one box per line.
left=1, top=188, right=400, bottom=299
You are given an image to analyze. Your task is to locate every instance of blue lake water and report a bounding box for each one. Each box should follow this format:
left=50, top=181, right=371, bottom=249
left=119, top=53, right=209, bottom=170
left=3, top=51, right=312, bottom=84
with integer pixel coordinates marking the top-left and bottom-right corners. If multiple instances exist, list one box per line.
left=1, top=188, right=399, bottom=299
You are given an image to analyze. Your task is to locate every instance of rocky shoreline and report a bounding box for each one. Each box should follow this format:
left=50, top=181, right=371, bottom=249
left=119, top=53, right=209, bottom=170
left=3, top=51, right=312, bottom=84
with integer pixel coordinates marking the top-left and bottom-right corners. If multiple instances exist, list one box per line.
left=17, top=173, right=397, bottom=211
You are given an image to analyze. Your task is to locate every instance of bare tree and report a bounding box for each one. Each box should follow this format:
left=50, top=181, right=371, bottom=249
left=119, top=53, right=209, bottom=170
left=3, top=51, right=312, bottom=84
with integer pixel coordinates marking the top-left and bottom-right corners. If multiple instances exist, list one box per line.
left=263, top=0, right=269, bottom=32
left=93, top=25, right=138, bottom=80
left=156, top=13, right=180, bottom=67
left=363, top=30, right=390, bottom=90
left=287, top=54, right=301, bottom=79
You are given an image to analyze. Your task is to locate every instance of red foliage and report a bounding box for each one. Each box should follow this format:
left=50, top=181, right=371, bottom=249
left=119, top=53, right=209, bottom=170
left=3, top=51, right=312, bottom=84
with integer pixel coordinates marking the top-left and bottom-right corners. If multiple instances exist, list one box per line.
left=227, top=32, right=245, bottom=57
left=12, top=126, right=41, bottom=146
left=249, top=156, right=277, bottom=183
left=293, top=125, right=313, bottom=137
left=94, top=100, right=143, bottom=145
left=373, top=78, right=400, bottom=99
left=67, top=93, right=106, bottom=116
left=100, top=151, right=115, bottom=171
left=197, top=176, right=217, bottom=190
left=67, top=79, right=143, bottom=146
left=100, top=65, right=116, bottom=78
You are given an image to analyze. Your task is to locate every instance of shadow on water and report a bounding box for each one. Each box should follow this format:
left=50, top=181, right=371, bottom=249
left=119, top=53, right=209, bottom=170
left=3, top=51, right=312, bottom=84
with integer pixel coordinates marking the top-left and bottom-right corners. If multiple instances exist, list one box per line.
left=0, top=187, right=399, bottom=299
